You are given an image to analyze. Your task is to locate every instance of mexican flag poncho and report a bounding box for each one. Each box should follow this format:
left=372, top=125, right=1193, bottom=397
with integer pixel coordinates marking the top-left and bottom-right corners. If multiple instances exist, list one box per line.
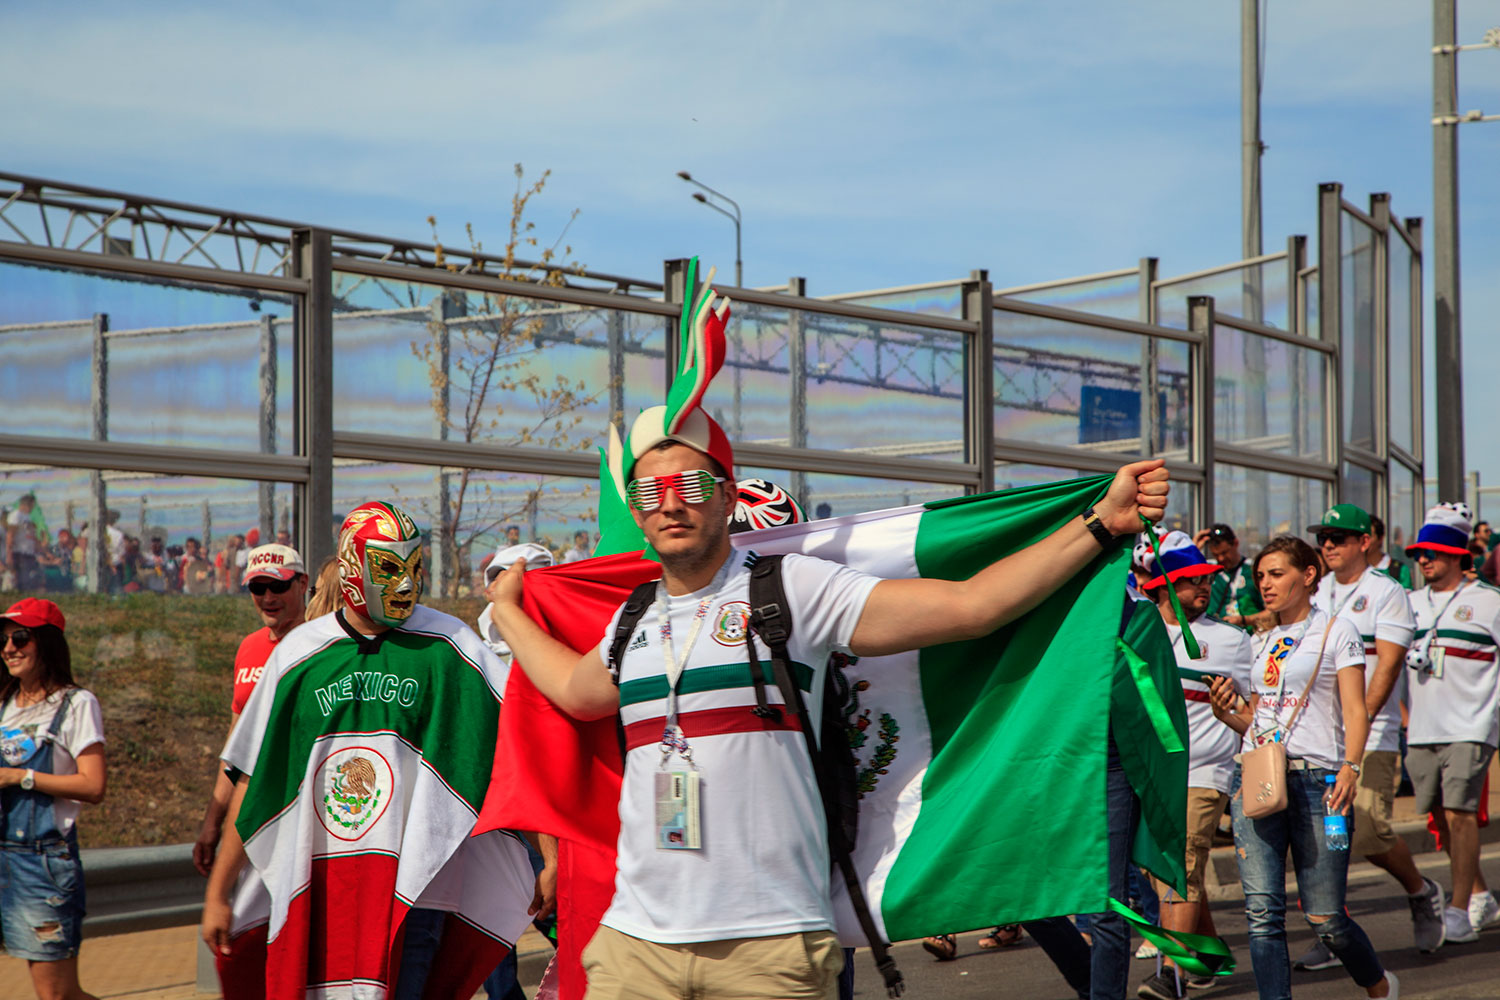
left=476, top=474, right=1188, bottom=1000
left=225, top=605, right=537, bottom=1000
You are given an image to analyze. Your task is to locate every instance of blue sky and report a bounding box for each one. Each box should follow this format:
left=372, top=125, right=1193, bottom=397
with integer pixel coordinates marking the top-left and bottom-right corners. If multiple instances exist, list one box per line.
left=4, top=0, right=1498, bottom=493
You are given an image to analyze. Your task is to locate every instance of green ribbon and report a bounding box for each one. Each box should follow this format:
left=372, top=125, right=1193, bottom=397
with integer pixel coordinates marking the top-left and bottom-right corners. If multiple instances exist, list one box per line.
left=1107, top=898, right=1236, bottom=977
left=1140, top=514, right=1202, bottom=659
left=1117, top=639, right=1184, bottom=754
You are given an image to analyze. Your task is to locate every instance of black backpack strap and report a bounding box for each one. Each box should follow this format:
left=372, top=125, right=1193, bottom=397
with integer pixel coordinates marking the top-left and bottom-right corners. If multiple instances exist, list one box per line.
left=747, top=555, right=904, bottom=998
left=609, top=580, right=660, bottom=764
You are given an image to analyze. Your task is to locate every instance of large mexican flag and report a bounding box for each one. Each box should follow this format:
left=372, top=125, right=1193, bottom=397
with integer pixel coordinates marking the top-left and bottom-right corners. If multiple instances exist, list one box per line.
left=228, top=606, right=538, bottom=1000
left=477, top=474, right=1187, bottom=999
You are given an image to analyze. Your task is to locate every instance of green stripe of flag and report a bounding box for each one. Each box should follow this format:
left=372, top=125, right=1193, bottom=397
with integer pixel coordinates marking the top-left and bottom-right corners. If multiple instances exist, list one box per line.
left=877, top=475, right=1134, bottom=938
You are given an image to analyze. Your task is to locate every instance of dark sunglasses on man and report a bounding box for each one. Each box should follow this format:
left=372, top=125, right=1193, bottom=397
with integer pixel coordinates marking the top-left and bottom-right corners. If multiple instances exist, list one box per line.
left=248, top=577, right=295, bottom=596
left=2, top=628, right=33, bottom=650
left=1316, top=530, right=1354, bottom=547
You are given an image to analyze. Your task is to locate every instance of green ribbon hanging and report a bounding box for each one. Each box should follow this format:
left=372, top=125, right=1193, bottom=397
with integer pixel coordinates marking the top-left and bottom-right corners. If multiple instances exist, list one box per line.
left=1140, top=514, right=1203, bottom=659
left=1116, top=638, right=1184, bottom=755
left=1107, top=898, right=1236, bottom=978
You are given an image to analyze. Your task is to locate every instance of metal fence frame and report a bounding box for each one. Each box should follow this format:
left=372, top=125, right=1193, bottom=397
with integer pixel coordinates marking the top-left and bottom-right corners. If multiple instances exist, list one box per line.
left=0, top=171, right=1421, bottom=579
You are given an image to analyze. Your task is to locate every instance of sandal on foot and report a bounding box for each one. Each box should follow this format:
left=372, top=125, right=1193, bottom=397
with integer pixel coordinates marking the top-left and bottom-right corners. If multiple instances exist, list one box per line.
left=978, top=925, right=1024, bottom=950
left=922, top=934, right=958, bottom=961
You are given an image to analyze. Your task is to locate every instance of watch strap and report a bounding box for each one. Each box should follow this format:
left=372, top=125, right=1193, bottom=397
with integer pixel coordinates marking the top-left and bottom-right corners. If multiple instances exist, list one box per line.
left=1082, top=507, right=1116, bottom=547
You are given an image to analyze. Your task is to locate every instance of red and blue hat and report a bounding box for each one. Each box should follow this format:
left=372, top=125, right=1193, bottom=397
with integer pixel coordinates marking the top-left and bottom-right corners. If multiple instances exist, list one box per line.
left=1139, top=530, right=1221, bottom=590
left=1405, top=502, right=1473, bottom=557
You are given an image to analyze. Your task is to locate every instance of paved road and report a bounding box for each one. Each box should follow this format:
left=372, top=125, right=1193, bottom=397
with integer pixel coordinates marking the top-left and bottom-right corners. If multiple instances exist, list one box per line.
left=840, top=846, right=1500, bottom=999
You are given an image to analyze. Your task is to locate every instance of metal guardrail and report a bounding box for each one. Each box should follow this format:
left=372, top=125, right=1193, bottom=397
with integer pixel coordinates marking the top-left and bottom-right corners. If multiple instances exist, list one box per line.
left=81, top=843, right=203, bottom=937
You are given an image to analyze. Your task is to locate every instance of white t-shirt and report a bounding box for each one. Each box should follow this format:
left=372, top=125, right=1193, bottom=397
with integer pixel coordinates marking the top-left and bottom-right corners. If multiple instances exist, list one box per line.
left=7, top=509, right=37, bottom=555
left=0, top=687, right=105, bottom=836
left=599, top=550, right=879, bottom=944
left=1237, top=609, right=1366, bottom=770
left=1171, top=616, right=1253, bottom=792
left=1311, top=568, right=1416, bottom=754
left=1407, top=580, right=1500, bottom=747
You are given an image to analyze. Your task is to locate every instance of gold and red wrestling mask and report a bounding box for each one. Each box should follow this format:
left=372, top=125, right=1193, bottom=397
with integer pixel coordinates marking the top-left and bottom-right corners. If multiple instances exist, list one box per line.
left=337, top=501, right=423, bottom=627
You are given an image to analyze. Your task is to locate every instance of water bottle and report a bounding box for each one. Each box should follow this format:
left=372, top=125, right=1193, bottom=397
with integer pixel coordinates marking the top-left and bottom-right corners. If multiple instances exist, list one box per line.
left=1324, top=773, right=1349, bottom=851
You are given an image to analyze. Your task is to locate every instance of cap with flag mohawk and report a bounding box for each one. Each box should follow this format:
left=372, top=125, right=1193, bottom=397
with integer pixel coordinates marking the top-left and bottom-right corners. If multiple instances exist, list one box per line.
left=597, top=258, right=733, bottom=557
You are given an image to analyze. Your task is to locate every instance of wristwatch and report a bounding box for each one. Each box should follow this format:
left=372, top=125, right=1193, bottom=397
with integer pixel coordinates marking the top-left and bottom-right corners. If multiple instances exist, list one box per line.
left=1342, top=760, right=1362, bottom=776
left=1081, top=507, right=1116, bottom=547
left=20, top=768, right=34, bottom=790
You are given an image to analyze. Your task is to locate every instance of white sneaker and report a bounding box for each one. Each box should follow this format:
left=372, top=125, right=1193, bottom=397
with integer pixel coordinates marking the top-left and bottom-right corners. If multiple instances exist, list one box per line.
left=1444, top=905, right=1479, bottom=944
left=1134, top=939, right=1160, bottom=959
left=1379, top=969, right=1399, bottom=999
left=1469, top=890, right=1500, bottom=931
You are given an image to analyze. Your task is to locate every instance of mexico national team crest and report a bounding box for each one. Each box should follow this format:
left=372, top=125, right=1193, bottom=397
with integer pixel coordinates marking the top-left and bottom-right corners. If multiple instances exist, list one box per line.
left=1456, top=605, right=1474, bottom=622
left=318, top=746, right=394, bottom=841
left=1352, top=596, right=1368, bottom=613
left=712, top=601, right=750, bottom=646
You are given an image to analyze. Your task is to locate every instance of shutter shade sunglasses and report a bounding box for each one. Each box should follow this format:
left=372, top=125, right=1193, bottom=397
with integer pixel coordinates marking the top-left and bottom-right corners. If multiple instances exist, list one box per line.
left=625, top=471, right=728, bottom=512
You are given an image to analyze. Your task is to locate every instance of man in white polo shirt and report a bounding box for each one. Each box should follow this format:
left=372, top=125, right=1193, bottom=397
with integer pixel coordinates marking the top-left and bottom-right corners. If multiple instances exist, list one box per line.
left=1133, top=532, right=1253, bottom=1000
left=1406, top=502, right=1500, bottom=943
left=1293, top=504, right=1443, bottom=971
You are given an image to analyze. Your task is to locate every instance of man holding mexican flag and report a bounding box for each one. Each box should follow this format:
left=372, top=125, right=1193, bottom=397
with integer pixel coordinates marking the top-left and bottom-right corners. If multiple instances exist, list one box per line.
left=481, top=262, right=1177, bottom=1000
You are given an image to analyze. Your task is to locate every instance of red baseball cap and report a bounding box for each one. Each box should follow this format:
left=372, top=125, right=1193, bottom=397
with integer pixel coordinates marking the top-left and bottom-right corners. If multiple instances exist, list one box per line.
left=2, top=597, right=66, bottom=631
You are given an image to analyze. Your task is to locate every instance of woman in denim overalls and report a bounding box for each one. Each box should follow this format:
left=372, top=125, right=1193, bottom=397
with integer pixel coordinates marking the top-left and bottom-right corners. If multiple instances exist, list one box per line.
left=0, top=598, right=106, bottom=1000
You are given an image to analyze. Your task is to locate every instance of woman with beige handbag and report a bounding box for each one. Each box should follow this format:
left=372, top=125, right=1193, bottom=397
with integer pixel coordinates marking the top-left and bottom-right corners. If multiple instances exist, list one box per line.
left=1207, top=536, right=1398, bottom=1000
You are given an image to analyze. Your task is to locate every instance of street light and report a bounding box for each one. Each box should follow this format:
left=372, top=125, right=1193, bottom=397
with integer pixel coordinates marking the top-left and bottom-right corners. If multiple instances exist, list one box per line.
left=676, top=170, right=742, bottom=287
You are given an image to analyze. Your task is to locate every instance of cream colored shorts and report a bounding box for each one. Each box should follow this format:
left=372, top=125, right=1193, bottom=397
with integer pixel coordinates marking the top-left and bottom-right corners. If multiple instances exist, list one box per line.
left=582, top=924, right=844, bottom=1000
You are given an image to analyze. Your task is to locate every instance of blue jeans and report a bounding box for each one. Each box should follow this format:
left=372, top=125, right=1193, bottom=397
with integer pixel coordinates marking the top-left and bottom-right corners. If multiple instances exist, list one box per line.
left=1229, top=765, right=1386, bottom=1000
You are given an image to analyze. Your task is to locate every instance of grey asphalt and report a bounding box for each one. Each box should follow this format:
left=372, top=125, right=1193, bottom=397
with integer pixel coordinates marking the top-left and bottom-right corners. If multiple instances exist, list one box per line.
left=840, top=845, right=1500, bottom=999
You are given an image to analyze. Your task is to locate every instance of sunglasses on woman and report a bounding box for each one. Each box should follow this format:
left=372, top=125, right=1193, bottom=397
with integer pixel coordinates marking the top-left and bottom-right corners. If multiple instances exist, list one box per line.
left=248, top=578, right=295, bottom=596
left=2, top=629, right=33, bottom=650
left=625, top=471, right=728, bottom=512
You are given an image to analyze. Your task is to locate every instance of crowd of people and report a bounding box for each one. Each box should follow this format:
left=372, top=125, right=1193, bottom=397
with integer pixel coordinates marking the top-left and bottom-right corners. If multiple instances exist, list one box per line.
left=3, top=471, right=1498, bottom=1000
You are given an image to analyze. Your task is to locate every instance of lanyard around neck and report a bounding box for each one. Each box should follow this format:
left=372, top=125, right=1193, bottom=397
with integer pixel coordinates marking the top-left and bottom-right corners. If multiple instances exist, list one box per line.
left=656, top=560, right=732, bottom=730
left=1420, top=581, right=1470, bottom=654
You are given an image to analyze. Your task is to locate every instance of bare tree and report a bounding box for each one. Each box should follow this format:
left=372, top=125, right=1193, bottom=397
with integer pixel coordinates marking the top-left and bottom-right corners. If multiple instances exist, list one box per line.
left=408, top=166, right=606, bottom=595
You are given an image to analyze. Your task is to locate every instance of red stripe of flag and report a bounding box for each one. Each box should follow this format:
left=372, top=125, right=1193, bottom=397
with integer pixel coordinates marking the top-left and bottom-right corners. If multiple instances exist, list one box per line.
left=624, top=705, right=803, bottom=751
left=1183, top=689, right=1212, bottom=703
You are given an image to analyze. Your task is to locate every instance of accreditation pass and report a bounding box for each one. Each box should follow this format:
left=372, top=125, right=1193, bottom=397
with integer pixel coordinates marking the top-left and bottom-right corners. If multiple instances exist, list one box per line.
left=655, top=771, right=702, bottom=850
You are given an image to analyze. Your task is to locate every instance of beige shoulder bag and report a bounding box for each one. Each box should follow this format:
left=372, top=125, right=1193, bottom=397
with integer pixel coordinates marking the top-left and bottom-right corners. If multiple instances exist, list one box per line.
left=1240, top=618, right=1334, bottom=820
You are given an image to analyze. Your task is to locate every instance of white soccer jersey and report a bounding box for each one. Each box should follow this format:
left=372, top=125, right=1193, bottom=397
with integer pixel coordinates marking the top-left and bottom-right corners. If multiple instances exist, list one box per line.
left=1170, top=616, right=1253, bottom=792
left=599, top=550, right=879, bottom=945
left=1312, top=567, right=1416, bottom=754
left=1237, top=609, right=1366, bottom=771
left=1407, top=580, right=1500, bottom=747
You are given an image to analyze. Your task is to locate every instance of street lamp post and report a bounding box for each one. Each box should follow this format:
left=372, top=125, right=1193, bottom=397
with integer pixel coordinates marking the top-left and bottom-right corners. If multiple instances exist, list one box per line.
left=676, top=171, right=742, bottom=287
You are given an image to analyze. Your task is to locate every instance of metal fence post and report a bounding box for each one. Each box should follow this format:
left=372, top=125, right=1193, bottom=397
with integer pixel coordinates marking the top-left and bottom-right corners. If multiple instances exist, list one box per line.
left=607, top=307, right=626, bottom=428
left=1286, top=236, right=1307, bottom=335
left=430, top=292, right=459, bottom=596
left=293, top=228, right=334, bottom=567
left=1189, top=296, right=1215, bottom=528
left=1406, top=215, right=1425, bottom=483
left=258, top=314, right=278, bottom=542
left=1318, top=183, right=1344, bottom=500
left=1433, top=0, right=1464, bottom=502
left=88, top=312, right=109, bottom=593
left=1138, top=257, right=1159, bottom=456
left=788, top=276, right=808, bottom=504
left=662, top=259, right=689, bottom=386
left=961, top=270, right=994, bottom=494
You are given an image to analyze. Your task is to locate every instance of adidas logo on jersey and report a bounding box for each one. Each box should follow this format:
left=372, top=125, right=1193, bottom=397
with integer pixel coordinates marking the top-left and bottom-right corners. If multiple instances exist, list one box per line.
left=627, top=630, right=648, bottom=652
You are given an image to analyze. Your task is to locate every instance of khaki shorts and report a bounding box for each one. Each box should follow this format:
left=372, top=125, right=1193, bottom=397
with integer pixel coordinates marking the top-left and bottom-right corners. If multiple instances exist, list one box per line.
left=1408, top=742, right=1497, bottom=814
left=1350, top=749, right=1401, bottom=856
left=582, top=924, right=844, bottom=1000
left=1157, top=787, right=1229, bottom=903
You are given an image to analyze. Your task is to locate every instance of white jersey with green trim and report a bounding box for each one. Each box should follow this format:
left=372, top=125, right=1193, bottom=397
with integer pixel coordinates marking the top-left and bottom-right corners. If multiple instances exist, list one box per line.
left=1407, top=580, right=1500, bottom=747
left=1169, top=615, right=1253, bottom=793
left=598, top=549, right=879, bottom=945
left=1311, top=567, right=1415, bottom=754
